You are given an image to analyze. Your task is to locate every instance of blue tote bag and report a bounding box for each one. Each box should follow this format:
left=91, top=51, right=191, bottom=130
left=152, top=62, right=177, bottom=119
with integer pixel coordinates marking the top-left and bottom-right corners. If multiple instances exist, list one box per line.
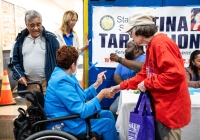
left=128, top=92, right=155, bottom=140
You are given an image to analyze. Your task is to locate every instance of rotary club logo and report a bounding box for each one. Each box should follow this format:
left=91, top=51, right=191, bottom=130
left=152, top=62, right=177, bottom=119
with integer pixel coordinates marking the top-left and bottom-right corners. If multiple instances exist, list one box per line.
left=100, top=15, right=115, bottom=31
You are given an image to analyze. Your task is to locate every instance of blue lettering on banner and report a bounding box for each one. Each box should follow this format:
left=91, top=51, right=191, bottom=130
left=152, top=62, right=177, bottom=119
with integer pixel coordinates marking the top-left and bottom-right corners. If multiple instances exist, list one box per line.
left=170, top=34, right=200, bottom=49
left=119, top=34, right=129, bottom=48
left=98, top=16, right=199, bottom=50
left=99, top=33, right=129, bottom=48
left=166, top=17, right=176, bottom=32
left=155, top=16, right=188, bottom=32
left=100, top=33, right=199, bottom=50
left=177, top=17, right=188, bottom=31
left=178, top=34, right=188, bottom=49
left=158, top=17, right=165, bottom=31
left=108, top=34, right=118, bottom=48
left=117, top=16, right=129, bottom=31
left=190, top=34, right=200, bottom=49
left=117, top=16, right=129, bottom=23
left=119, top=24, right=124, bottom=31
left=99, top=34, right=108, bottom=48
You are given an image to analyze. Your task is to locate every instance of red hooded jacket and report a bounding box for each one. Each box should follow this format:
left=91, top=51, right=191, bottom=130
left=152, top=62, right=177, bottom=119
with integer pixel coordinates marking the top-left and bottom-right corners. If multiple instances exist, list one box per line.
left=120, top=33, right=191, bottom=129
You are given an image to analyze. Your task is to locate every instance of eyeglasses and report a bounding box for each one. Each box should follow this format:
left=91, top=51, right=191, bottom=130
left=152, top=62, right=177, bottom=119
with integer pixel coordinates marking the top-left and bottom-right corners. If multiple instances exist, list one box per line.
left=71, top=19, right=78, bottom=23
left=28, top=23, right=42, bottom=29
left=128, top=30, right=132, bottom=36
left=128, top=28, right=134, bottom=36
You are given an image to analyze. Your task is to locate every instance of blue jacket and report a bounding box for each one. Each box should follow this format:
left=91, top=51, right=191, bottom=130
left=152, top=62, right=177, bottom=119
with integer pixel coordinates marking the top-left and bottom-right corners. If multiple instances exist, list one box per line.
left=8, top=27, right=60, bottom=91
left=44, top=67, right=101, bottom=131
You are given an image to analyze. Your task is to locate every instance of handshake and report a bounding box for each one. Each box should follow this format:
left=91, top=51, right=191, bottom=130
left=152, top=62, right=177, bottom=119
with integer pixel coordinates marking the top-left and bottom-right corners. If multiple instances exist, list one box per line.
left=94, top=70, right=122, bottom=101
left=97, top=85, right=121, bottom=101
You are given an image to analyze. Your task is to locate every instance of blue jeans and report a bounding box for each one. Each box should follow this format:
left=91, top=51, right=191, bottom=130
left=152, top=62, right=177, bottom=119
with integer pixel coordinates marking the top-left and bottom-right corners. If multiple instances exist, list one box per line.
left=109, top=96, right=120, bottom=114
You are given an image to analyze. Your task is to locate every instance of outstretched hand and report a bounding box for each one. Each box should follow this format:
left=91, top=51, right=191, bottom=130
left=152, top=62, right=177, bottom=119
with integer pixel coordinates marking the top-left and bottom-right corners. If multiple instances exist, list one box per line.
left=101, top=88, right=115, bottom=99
left=97, top=88, right=116, bottom=101
left=96, top=70, right=107, bottom=85
left=110, top=85, right=121, bottom=93
left=93, top=70, right=107, bottom=89
left=81, top=37, right=91, bottom=52
left=85, top=37, right=91, bottom=46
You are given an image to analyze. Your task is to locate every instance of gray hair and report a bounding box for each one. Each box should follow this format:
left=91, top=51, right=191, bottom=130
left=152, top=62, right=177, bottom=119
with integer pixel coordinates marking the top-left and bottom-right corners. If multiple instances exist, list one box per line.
left=25, top=10, right=42, bottom=25
left=132, top=26, right=141, bottom=33
left=132, top=24, right=158, bottom=38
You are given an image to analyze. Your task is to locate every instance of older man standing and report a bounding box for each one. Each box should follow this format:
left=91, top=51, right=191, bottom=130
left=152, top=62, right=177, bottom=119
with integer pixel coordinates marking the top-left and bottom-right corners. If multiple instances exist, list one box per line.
left=9, top=10, right=59, bottom=106
left=111, top=10, right=191, bottom=140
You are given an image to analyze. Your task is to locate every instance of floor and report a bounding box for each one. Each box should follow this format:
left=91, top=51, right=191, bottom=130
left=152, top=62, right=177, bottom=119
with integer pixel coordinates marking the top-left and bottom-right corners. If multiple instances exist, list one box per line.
left=0, top=95, right=26, bottom=115
left=0, top=93, right=26, bottom=140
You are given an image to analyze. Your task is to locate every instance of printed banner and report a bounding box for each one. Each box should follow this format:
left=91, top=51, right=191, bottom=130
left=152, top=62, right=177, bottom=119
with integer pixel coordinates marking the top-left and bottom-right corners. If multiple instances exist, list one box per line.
left=92, top=6, right=200, bottom=67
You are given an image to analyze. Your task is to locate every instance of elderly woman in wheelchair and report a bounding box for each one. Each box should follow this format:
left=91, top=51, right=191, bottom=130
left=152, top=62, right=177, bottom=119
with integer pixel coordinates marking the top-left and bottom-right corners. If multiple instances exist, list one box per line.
left=42, top=45, right=118, bottom=140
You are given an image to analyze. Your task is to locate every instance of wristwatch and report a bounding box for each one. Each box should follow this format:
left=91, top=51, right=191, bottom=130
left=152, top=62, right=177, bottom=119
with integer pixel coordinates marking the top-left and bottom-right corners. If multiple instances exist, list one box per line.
left=118, top=57, right=122, bottom=63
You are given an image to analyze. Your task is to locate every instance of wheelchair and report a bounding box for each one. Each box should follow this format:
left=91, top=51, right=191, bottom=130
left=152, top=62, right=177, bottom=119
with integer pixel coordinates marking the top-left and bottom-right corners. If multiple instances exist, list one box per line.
left=13, top=81, right=103, bottom=140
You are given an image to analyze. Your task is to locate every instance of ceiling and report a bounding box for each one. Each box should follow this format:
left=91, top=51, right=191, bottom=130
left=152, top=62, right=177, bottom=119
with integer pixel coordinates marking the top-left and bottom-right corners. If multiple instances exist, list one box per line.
left=50, top=0, right=83, bottom=11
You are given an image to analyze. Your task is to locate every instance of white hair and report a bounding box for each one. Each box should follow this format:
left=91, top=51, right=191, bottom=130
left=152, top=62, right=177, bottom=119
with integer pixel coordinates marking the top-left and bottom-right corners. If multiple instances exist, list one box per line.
left=25, top=10, right=42, bottom=25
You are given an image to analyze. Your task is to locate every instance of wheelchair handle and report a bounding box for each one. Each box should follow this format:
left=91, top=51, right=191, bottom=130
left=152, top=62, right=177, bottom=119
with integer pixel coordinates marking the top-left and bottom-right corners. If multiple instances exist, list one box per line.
left=27, top=81, right=43, bottom=94
left=18, top=90, right=36, bottom=96
left=17, top=90, right=38, bottom=106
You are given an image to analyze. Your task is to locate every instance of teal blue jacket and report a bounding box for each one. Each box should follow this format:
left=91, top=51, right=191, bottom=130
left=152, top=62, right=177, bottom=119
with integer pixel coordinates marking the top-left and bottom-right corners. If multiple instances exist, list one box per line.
left=44, top=67, right=101, bottom=130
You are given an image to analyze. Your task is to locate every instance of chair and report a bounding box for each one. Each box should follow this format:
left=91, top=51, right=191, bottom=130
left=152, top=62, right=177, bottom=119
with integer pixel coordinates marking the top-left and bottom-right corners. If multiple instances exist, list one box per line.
left=13, top=81, right=103, bottom=140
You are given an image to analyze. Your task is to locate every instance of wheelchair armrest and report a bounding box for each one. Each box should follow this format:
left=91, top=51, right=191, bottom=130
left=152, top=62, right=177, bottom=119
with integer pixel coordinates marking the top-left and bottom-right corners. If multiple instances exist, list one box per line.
left=31, top=113, right=99, bottom=130
left=84, top=113, right=100, bottom=140
left=31, top=114, right=80, bottom=133
left=87, top=113, right=100, bottom=119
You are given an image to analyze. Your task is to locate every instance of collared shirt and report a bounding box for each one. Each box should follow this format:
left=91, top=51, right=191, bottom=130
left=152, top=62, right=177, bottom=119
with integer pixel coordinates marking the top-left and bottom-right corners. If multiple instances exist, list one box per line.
left=22, top=35, right=46, bottom=81
left=63, top=32, right=73, bottom=46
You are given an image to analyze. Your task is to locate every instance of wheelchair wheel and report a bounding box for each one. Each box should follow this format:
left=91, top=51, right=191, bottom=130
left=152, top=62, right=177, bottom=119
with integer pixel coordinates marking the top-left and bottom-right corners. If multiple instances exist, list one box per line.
left=26, top=130, right=78, bottom=140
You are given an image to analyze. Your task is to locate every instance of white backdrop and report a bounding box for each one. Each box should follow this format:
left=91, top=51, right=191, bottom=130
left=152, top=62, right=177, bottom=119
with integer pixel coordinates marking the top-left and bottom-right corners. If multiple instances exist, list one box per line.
left=92, top=6, right=200, bottom=68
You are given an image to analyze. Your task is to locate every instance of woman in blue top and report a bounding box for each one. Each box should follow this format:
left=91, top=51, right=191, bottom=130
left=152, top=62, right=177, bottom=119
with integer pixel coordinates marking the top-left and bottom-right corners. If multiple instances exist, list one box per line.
left=55, top=10, right=90, bottom=54
left=44, top=45, right=118, bottom=140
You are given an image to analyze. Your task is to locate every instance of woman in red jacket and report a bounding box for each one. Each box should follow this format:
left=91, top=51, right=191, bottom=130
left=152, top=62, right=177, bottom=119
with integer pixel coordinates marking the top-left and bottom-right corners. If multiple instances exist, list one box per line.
left=111, top=10, right=191, bottom=140
left=185, top=50, right=200, bottom=88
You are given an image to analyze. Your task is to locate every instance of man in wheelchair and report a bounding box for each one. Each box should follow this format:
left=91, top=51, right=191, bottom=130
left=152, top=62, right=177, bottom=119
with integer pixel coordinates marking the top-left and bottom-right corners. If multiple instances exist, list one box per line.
left=43, top=45, right=118, bottom=139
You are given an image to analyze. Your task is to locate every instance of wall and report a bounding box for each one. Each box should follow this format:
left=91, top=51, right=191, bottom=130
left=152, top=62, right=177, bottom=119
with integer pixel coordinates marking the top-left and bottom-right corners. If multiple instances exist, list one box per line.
left=0, top=0, right=84, bottom=89
left=0, top=0, right=83, bottom=89
left=2, top=0, right=66, bottom=33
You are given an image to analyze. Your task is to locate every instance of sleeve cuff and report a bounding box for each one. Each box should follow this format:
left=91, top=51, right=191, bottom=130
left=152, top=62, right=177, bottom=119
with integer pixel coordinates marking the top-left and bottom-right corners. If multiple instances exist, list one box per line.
left=120, top=82, right=127, bottom=90
left=89, top=85, right=98, bottom=96
left=92, top=97, right=101, bottom=111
